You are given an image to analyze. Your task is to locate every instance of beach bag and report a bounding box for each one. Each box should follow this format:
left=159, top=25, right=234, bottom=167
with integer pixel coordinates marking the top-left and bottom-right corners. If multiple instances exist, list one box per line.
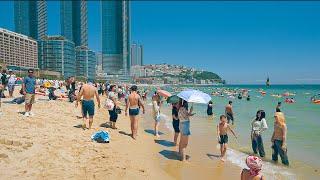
left=104, top=98, right=114, bottom=110
left=91, top=130, right=110, bottom=143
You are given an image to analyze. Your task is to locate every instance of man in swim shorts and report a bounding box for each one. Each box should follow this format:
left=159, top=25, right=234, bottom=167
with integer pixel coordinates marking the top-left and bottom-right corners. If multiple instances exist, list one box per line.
left=76, top=82, right=101, bottom=129
left=125, top=85, right=145, bottom=139
left=225, top=101, right=234, bottom=125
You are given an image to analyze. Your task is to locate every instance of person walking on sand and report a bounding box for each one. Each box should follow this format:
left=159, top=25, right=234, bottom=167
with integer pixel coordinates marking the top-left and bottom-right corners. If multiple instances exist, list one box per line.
left=76, top=82, right=101, bottom=129
left=241, top=155, right=265, bottom=180
left=7, top=70, right=16, bottom=98
left=22, top=69, right=36, bottom=117
left=172, top=102, right=180, bottom=146
left=152, top=91, right=161, bottom=137
left=108, top=85, right=119, bottom=129
left=271, top=112, right=289, bottom=166
left=225, top=101, right=234, bottom=125
left=178, top=100, right=194, bottom=161
left=125, top=85, right=145, bottom=139
left=217, top=115, right=237, bottom=162
left=251, top=110, right=268, bottom=157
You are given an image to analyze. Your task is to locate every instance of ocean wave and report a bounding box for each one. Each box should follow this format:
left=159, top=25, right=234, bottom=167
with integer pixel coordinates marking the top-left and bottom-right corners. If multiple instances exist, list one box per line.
left=215, top=145, right=296, bottom=179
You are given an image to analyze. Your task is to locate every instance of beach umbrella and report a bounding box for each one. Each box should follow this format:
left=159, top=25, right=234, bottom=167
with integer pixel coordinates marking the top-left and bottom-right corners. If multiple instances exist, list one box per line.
left=177, top=89, right=211, bottom=104
left=167, top=95, right=180, bottom=104
left=157, top=89, right=172, bottom=98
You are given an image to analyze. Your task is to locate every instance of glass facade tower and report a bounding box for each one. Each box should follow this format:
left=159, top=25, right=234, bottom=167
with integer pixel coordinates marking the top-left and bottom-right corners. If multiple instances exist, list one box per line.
left=38, top=36, right=76, bottom=78
left=101, top=0, right=130, bottom=75
left=75, top=46, right=96, bottom=81
left=14, top=0, right=47, bottom=40
left=60, top=0, right=88, bottom=47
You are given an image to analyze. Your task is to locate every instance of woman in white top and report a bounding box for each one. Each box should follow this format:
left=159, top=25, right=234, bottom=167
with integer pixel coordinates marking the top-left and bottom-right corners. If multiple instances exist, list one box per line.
left=251, top=110, right=268, bottom=157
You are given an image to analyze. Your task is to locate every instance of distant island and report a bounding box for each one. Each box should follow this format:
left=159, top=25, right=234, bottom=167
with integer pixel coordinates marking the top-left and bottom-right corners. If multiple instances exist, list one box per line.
left=130, top=64, right=225, bottom=85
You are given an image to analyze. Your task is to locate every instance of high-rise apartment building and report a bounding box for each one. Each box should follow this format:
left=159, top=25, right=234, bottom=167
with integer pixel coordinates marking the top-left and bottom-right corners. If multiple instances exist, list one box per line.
left=61, top=0, right=88, bottom=47
left=38, top=36, right=76, bottom=78
left=101, top=0, right=130, bottom=75
left=14, top=0, right=47, bottom=40
left=0, top=28, right=38, bottom=69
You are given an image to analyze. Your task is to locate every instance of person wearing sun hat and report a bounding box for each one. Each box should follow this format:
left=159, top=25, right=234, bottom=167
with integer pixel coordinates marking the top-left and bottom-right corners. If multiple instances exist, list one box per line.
left=241, top=155, right=265, bottom=180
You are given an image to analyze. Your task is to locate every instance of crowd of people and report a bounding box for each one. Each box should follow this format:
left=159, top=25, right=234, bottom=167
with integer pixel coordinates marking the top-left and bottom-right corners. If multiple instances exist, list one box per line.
left=0, top=68, right=292, bottom=179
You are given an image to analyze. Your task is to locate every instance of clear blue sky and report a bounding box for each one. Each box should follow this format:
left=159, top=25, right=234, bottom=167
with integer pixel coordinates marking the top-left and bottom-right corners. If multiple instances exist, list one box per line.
left=1, top=1, right=320, bottom=84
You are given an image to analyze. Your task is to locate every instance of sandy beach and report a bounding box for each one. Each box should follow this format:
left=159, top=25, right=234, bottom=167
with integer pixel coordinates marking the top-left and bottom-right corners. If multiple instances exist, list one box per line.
left=0, top=87, right=245, bottom=180
left=0, top=88, right=173, bottom=180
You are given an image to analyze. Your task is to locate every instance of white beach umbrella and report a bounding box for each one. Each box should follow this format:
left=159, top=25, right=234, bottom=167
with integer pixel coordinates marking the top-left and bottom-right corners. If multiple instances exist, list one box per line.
left=177, top=89, right=211, bottom=104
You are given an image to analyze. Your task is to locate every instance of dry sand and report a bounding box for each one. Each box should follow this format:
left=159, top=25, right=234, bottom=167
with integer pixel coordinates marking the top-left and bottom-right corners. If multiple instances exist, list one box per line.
left=0, top=87, right=242, bottom=180
left=0, top=88, right=172, bottom=180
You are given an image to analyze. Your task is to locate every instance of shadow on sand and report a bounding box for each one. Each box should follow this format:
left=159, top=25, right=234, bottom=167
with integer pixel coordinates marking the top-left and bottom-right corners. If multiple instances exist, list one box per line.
left=119, top=131, right=132, bottom=137
left=159, top=150, right=181, bottom=161
left=73, top=124, right=83, bottom=129
left=207, top=153, right=221, bottom=160
left=100, top=122, right=112, bottom=128
left=154, top=140, right=175, bottom=147
left=144, top=129, right=164, bottom=135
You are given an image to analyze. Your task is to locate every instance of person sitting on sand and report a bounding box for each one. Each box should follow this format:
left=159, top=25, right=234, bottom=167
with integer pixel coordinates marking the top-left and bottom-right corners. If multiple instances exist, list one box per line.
left=271, top=112, right=289, bottom=166
left=217, top=115, right=237, bottom=162
left=251, top=110, right=268, bottom=157
left=241, top=155, right=265, bottom=180
left=76, top=82, right=101, bottom=129
left=225, top=101, right=234, bottom=125
left=178, top=100, right=194, bottom=161
left=125, top=85, right=145, bottom=140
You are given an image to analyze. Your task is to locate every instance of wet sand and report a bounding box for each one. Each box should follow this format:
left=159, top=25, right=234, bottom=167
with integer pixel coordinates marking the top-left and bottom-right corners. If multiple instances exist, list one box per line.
left=0, top=87, right=242, bottom=180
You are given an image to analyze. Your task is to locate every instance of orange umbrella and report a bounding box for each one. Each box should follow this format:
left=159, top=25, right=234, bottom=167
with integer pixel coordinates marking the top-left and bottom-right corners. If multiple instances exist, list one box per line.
left=157, top=89, right=172, bottom=98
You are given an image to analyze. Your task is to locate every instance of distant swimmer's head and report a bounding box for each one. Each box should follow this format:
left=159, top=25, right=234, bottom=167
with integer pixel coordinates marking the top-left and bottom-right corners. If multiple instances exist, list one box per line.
left=246, top=155, right=262, bottom=176
left=229, top=101, right=233, bottom=104
left=130, top=85, right=138, bottom=92
left=274, top=112, right=286, bottom=126
left=278, top=102, right=282, bottom=105
left=220, top=115, right=227, bottom=123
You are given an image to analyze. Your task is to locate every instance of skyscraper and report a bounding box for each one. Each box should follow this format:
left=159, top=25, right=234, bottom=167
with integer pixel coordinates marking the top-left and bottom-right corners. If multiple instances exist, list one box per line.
left=131, top=43, right=143, bottom=66
left=14, top=0, right=47, bottom=40
left=60, top=0, right=88, bottom=47
left=137, top=45, right=143, bottom=66
left=101, top=0, right=130, bottom=75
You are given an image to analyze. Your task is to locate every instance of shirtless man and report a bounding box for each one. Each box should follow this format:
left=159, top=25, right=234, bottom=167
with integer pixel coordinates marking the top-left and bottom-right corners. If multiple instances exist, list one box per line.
left=217, top=115, right=237, bottom=161
left=225, top=101, right=234, bottom=125
left=125, top=85, right=145, bottom=139
left=76, top=82, right=101, bottom=129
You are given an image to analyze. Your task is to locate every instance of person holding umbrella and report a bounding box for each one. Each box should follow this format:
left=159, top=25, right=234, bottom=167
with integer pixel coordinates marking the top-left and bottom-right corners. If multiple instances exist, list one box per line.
left=178, top=99, right=194, bottom=161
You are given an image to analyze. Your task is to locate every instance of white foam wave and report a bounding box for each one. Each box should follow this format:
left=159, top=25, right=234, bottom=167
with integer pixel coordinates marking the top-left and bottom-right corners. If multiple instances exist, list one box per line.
left=215, top=145, right=296, bottom=179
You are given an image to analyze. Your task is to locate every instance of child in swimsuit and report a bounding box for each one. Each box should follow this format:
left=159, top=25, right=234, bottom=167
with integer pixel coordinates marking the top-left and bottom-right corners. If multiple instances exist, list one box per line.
left=217, top=115, right=237, bottom=162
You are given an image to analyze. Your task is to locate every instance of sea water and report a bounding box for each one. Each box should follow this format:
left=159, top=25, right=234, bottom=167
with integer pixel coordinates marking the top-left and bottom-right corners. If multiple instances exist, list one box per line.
left=149, top=84, right=320, bottom=179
